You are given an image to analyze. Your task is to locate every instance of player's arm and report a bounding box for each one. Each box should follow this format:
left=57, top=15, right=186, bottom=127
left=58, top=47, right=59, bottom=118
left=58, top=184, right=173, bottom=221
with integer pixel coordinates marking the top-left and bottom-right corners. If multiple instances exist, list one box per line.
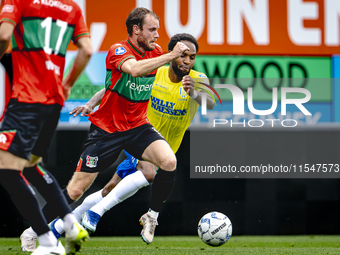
left=182, top=75, right=215, bottom=109
left=69, top=88, right=105, bottom=117
left=121, top=42, right=189, bottom=77
left=0, top=22, right=14, bottom=58
left=63, top=37, right=93, bottom=100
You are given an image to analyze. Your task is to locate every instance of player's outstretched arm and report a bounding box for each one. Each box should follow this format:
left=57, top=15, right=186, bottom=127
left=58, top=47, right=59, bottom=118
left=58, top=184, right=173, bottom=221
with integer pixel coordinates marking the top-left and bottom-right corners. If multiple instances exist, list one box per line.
left=69, top=88, right=105, bottom=117
left=182, top=75, right=215, bottom=109
left=121, top=42, right=189, bottom=77
left=63, top=37, right=93, bottom=100
left=0, top=22, right=14, bottom=58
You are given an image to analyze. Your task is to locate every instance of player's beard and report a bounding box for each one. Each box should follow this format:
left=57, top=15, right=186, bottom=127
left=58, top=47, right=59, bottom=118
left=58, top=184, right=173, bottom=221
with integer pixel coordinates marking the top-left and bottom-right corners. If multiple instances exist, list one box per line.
left=137, top=34, right=154, bottom=51
left=172, top=62, right=191, bottom=78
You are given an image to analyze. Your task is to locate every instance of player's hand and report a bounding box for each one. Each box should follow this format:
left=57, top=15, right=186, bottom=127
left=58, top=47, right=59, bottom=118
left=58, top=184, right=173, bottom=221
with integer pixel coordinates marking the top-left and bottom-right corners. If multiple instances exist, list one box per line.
left=69, top=104, right=94, bottom=117
left=171, top=42, right=189, bottom=58
left=182, top=75, right=195, bottom=96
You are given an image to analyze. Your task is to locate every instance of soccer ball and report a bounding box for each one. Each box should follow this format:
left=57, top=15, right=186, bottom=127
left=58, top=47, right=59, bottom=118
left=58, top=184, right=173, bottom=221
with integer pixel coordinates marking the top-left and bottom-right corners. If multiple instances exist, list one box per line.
left=197, top=211, right=232, bottom=246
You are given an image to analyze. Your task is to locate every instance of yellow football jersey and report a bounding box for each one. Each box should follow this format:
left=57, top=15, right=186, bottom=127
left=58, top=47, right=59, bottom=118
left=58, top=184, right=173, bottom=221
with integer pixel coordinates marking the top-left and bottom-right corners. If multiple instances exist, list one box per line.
left=147, top=66, right=209, bottom=153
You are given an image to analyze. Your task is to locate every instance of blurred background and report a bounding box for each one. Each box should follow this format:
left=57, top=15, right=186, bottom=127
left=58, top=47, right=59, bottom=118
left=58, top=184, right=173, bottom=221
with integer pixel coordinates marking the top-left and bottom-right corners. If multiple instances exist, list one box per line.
left=1, top=0, right=340, bottom=237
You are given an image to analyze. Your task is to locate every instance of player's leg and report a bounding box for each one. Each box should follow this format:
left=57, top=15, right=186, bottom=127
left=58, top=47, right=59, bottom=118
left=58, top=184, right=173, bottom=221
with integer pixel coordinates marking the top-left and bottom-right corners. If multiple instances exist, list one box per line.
left=23, top=104, right=75, bottom=222
left=82, top=160, right=156, bottom=233
left=20, top=104, right=88, bottom=253
left=139, top=139, right=177, bottom=244
left=23, top=158, right=89, bottom=253
left=55, top=160, right=129, bottom=236
left=118, top=124, right=176, bottom=244
left=44, top=126, right=125, bottom=239
left=81, top=150, right=154, bottom=233
left=56, top=169, right=124, bottom=234
left=61, top=124, right=124, bottom=233
left=0, top=151, right=61, bottom=252
left=39, top=123, right=116, bottom=223
left=101, top=173, right=122, bottom=197
left=30, top=169, right=99, bottom=247
left=0, top=100, right=64, bottom=253
left=52, top=172, right=121, bottom=237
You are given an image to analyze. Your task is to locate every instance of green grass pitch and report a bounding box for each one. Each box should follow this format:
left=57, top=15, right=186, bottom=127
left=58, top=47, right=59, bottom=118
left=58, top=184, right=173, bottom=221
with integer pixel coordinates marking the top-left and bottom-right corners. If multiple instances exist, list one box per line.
left=1, top=236, right=340, bottom=254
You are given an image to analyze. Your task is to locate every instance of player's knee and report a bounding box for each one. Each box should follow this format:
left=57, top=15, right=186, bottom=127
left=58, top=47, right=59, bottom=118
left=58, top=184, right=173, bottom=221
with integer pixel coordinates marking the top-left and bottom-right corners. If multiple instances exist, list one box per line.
left=67, top=186, right=84, bottom=201
left=159, top=155, right=177, bottom=171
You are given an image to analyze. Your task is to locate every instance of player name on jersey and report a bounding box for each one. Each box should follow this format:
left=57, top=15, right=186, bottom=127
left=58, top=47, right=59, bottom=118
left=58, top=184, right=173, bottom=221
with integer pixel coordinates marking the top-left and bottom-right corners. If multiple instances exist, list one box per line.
left=33, top=0, right=73, bottom=13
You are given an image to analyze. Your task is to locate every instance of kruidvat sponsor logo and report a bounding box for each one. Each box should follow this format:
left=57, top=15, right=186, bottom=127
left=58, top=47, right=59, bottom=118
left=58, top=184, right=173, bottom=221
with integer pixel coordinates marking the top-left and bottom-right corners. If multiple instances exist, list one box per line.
left=200, top=84, right=311, bottom=128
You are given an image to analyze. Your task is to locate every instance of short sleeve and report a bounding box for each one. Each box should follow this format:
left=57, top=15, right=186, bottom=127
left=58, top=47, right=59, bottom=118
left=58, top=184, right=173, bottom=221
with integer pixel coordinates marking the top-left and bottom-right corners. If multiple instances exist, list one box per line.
left=0, top=0, right=21, bottom=27
left=107, top=44, right=135, bottom=71
left=72, top=4, right=90, bottom=43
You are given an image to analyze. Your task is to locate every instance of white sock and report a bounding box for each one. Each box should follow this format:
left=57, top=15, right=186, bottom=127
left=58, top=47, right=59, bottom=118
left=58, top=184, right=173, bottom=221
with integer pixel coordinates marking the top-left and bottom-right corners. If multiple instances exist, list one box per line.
left=63, top=213, right=77, bottom=233
left=73, top=189, right=103, bottom=222
left=49, top=218, right=64, bottom=235
left=91, top=171, right=149, bottom=216
left=38, top=231, right=58, bottom=247
left=148, top=209, right=159, bottom=219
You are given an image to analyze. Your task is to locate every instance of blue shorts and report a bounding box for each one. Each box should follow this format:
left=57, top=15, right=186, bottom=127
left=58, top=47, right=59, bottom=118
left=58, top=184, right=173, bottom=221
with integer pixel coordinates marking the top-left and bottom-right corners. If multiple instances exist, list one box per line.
left=116, top=150, right=138, bottom=179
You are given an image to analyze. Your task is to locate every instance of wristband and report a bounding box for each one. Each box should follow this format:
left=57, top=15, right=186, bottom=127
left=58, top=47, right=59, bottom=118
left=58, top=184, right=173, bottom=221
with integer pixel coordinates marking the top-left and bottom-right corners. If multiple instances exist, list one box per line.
left=191, top=90, right=198, bottom=99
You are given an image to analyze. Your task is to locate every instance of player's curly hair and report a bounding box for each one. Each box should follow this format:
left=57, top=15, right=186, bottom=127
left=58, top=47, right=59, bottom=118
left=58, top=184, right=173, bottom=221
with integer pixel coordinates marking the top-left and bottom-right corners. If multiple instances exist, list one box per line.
left=126, top=7, right=159, bottom=36
left=168, top=33, right=199, bottom=53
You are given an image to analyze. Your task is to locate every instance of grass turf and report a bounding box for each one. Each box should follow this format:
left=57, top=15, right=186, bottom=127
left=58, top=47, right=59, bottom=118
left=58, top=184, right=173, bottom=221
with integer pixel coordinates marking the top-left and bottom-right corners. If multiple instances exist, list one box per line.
left=1, top=235, right=340, bottom=254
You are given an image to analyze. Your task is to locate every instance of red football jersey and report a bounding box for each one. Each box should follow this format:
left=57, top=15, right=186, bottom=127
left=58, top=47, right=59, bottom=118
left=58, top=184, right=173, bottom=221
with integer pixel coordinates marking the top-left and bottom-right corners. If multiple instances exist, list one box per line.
left=0, top=0, right=90, bottom=106
left=89, top=38, right=163, bottom=133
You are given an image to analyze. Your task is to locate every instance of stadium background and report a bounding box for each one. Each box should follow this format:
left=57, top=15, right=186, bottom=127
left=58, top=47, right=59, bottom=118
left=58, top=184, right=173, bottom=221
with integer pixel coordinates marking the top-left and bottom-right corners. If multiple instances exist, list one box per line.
left=1, top=0, right=340, bottom=237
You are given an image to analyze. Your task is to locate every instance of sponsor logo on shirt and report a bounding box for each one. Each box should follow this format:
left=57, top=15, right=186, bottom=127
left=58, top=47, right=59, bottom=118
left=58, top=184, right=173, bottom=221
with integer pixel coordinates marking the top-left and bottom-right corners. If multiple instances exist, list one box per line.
left=33, top=0, right=73, bottom=13
left=150, top=96, right=187, bottom=116
left=155, top=83, right=168, bottom=90
left=125, top=80, right=153, bottom=94
left=1, top=4, right=14, bottom=14
left=86, top=155, right=98, bottom=168
left=115, top=47, right=127, bottom=55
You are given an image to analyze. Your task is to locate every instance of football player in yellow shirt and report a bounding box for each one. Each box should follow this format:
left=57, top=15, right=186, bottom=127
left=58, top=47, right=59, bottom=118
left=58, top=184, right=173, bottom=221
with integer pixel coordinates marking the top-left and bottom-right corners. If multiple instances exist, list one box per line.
left=50, top=33, right=215, bottom=244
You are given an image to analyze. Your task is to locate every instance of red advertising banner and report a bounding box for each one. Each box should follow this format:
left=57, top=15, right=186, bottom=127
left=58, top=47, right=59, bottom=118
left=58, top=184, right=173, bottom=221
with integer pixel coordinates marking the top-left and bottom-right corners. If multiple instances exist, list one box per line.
left=69, top=0, right=340, bottom=56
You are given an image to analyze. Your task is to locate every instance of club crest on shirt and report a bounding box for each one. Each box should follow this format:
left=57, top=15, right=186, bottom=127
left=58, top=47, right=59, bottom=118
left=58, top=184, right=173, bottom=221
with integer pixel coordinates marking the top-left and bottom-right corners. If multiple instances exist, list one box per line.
left=179, top=87, right=188, bottom=98
left=115, top=47, right=127, bottom=55
left=86, top=155, right=98, bottom=168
